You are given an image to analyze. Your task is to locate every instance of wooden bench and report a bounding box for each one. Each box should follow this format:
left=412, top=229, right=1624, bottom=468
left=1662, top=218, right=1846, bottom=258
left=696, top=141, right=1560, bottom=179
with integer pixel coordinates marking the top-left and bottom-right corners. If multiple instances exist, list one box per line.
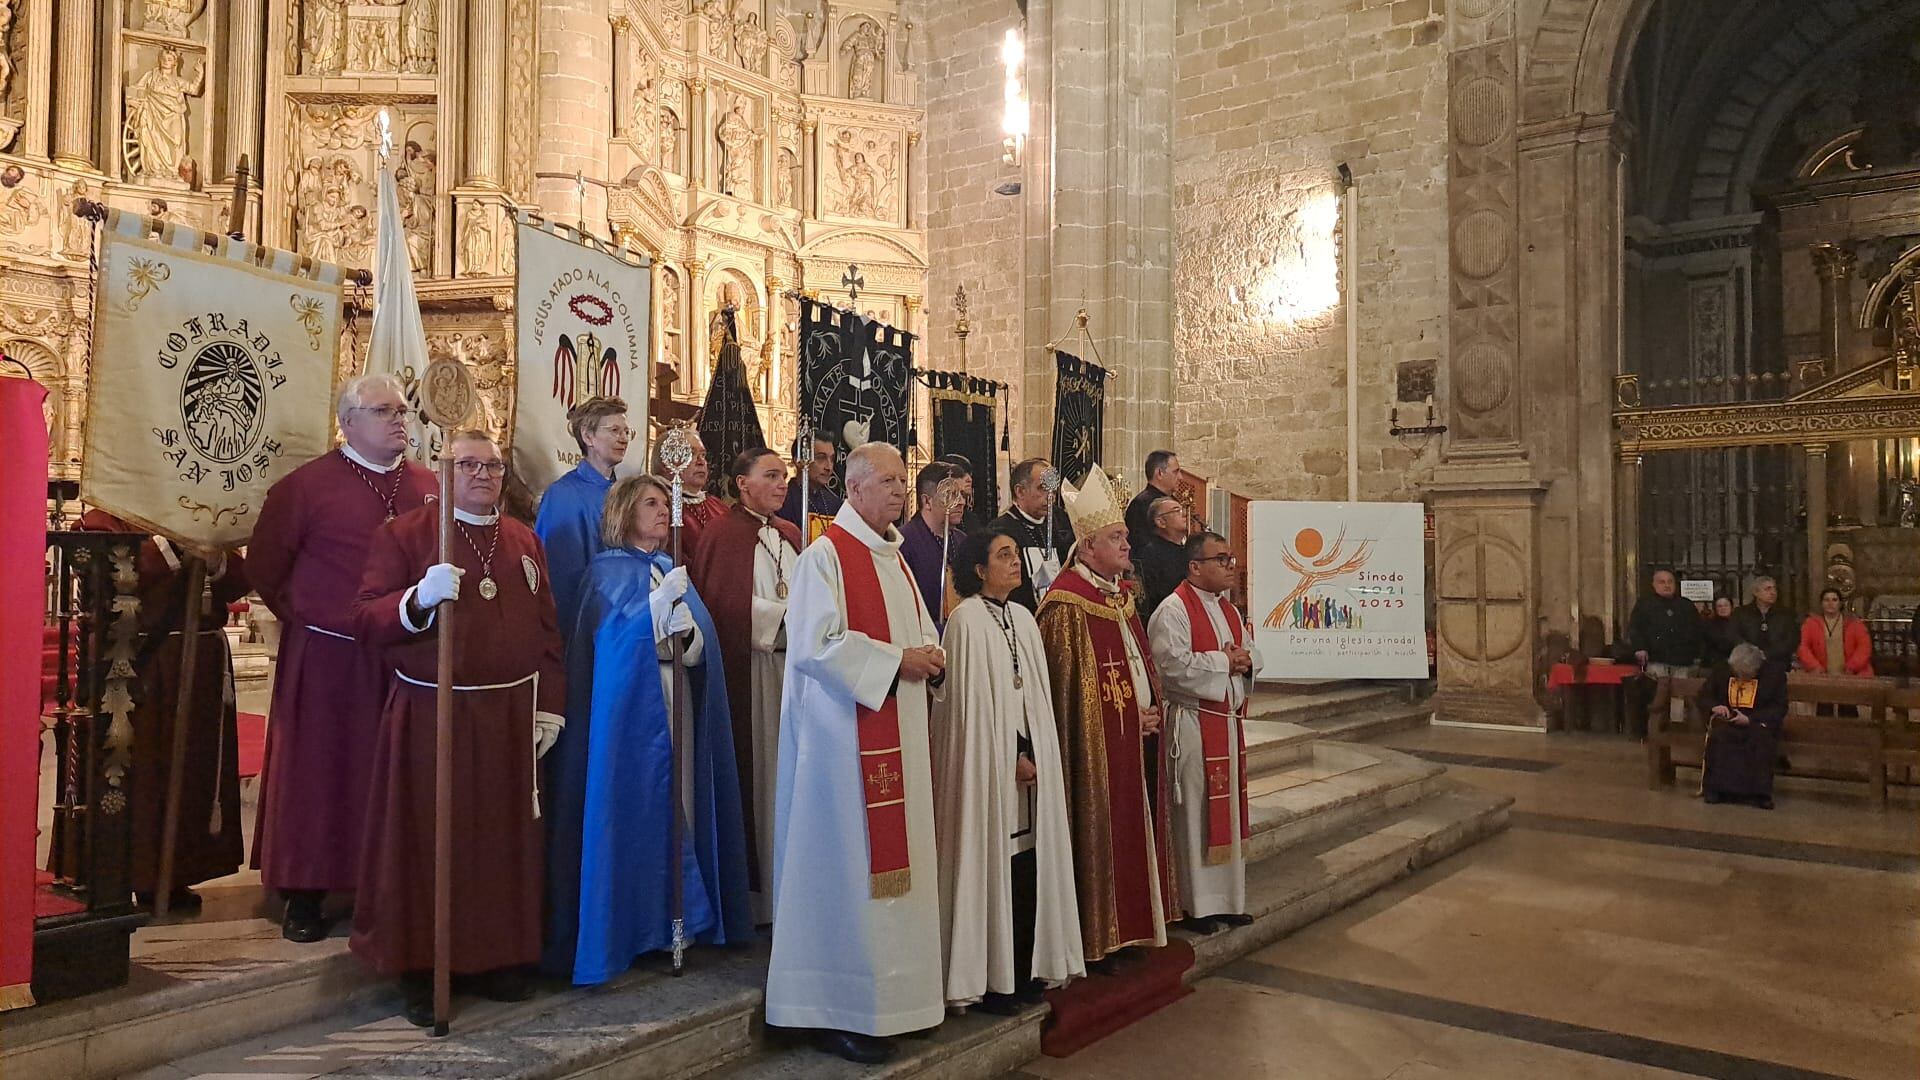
left=1648, top=673, right=1895, bottom=807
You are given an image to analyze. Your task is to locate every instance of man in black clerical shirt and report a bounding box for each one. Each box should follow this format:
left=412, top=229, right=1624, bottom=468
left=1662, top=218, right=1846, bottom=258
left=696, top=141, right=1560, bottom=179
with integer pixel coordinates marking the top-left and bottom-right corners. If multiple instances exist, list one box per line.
left=1134, top=496, right=1191, bottom=621
left=1125, top=449, right=1184, bottom=551
left=990, top=456, right=1073, bottom=611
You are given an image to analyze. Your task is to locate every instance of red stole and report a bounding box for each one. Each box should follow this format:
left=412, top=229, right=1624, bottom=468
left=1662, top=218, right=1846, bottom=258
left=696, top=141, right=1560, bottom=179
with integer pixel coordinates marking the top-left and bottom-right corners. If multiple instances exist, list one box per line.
left=825, top=523, right=924, bottom=899
left=1175, top=581, right=1250, bottom=864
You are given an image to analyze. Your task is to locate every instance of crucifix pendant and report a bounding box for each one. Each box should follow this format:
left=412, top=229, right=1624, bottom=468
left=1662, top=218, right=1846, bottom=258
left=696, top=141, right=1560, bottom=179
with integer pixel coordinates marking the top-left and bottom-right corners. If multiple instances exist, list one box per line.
left=1014, top=673, right=1024, bottom=689
left=478, top=576, right=499, bottom=600
left=384, top=511, right=395, bottom=522
left=776, top=580, right=788, bottom=600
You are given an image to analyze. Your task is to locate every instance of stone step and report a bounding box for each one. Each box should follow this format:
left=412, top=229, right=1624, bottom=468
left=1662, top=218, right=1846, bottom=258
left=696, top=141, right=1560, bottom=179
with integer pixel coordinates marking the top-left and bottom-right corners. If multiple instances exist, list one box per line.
left=1, top=924, right=376, bottom=1080
left=1296, top=699, right=1433, bottom=742
left=1245, top=683, right=1408, bottom=725
left=1183, top=785, right=1514, bottom=979
left=1243, top=742, right=1449, bottom=865
left=699, top=1010, right=1046, bottom=1080
left=1242, top=718, right=1319, bottom=775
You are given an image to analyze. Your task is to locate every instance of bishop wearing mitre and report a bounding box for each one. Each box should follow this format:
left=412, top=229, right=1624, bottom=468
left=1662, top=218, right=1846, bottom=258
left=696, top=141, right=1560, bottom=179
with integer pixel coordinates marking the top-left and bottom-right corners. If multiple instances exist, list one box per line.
left=1037, top=463, right=1178, bottom=966
left=765, top=442, right=946, bottom=1065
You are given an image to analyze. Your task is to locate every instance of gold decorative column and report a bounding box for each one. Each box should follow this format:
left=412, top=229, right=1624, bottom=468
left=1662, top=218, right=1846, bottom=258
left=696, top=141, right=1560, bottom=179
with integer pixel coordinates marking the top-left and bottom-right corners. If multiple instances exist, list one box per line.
left=1811, top=242, right=1857, bottom=371
left=1616, top=450, right=1642, bottom=625
left=905, top=128, right=921, bottom=228
left=224, top=0, right=267, bottom=184
left=801, top=117, right=818, bottom=217
left=51, top=0, right=97, bottom=169
left=22, top=0, right=53, bottom=158
left=466, top=0, right=507, bottom=188
left=687, top=257, right=708, bottom=394
left=1806, top=442, right=1829, bottom=606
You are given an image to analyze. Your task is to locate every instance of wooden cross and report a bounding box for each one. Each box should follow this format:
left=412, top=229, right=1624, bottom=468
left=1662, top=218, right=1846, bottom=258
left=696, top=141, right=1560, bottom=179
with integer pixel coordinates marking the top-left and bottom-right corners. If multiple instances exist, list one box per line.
left=842, top=263, right=865, bottom=305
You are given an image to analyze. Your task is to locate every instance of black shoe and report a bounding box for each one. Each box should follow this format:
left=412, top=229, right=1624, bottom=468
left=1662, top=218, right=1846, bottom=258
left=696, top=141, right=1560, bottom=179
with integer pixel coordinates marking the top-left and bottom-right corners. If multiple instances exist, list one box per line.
left=1215, top=913, right=1254, bottom=928
left=814, top=1030, right=895, bottom=1064
left=1703, top=792, right=1724, bottom=805
left=976, top=992, right=1028, bottom=1016
left=1177, top=916, right=1223, bottom=935
left=282, top=911, right=331, bottom=943
left=402, top=977, right=435, bottom=1029
left=1756, top=797, right=1775, bottom=810
left=478, top=966, right=533, bottom=1003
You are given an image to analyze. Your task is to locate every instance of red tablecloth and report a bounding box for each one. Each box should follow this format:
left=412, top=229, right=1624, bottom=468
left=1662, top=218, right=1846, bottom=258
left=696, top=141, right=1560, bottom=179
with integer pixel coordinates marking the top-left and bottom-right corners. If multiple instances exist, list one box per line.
left=1547, top=661, right=1637, bottom=691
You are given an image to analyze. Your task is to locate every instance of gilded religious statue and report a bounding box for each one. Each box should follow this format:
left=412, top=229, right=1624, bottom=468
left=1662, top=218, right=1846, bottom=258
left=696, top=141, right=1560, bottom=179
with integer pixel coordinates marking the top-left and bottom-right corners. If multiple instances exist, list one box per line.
left=660, top=108, right=681, bottom=172
left=842, top=19, right=884, bottom=100
left=396, top=141, right=435, bottom=272
left=141, top=0, right=205, bottom=36
left=715, top=101, right=760, bottom=198
left=459, top=205, right=493, bottom=277
left=630, top=50, right=658, bottom=148
left=124, top=47, right=204, bottom=188
left=735, top=13, right=769, bottom=73
left=303, top=0, right=346, bottom=75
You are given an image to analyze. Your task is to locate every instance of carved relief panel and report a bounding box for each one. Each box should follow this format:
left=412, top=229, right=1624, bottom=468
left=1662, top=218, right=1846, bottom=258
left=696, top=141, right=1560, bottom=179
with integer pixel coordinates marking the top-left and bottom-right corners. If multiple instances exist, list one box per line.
left=287, top=102, right=436, bottom=273
left=300, top=0, right=437, bottom=77
left=819, top=121, right=902, bottom=226
left=1446, top=29, right=1520, bottom=449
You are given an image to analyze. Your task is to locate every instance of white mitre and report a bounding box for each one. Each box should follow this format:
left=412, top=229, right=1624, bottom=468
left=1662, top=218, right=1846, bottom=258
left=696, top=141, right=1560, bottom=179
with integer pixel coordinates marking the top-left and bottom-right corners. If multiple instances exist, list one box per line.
left=1060, top=462, right=1127, bottom=542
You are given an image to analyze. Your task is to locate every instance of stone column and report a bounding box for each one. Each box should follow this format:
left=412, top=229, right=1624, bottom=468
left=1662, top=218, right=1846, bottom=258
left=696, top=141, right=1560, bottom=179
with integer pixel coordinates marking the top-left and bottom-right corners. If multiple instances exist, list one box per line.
left=1615, top=451, right=1641, bottom=631
left=51, top=0, right=97, bottom=170
left=534, top=0, right=610, bottom=222
left=904, top=129, right=920, bottom=229
left=1810, top=242, right=1856, bottom=373
left=467, top=0, right=506, bottom=188
left=687, top=257, right=709, bottom=394
left=224, top=0, right=267, bottom=186
left=22, top=0, right=53, bottom=158
left=801, top=118, right=818, bottom=219
left=689, top=78, right=709, bottom=190
left=1806, top=443, right=1829, bottom=606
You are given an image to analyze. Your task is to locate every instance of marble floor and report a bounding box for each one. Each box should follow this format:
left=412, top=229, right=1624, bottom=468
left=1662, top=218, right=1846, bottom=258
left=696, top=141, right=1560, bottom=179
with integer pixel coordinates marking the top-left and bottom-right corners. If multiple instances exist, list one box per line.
left=1022, top=726, right=1920, bottom=1080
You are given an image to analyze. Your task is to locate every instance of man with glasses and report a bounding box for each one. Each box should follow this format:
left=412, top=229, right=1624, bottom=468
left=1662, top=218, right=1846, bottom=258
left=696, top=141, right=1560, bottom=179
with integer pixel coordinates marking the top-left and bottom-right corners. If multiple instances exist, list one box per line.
left=1133, top=495, right=1190, bottom=621
left=350, top=430, right=565, bottom=1026
left=1147, top=531, right=1260, bottom=933
left=534, top=396, right=631, bottom=639
left=248, top=374, right=438, bottom=943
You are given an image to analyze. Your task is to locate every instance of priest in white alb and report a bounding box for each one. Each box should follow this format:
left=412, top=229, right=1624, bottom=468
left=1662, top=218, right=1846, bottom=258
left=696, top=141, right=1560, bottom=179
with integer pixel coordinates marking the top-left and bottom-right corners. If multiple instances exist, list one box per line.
left=934, top=527, right=1084, bottom=1014
left=765, top=442, right=946, bottom=1065
left=1146, top=530, right=1262, bottom=930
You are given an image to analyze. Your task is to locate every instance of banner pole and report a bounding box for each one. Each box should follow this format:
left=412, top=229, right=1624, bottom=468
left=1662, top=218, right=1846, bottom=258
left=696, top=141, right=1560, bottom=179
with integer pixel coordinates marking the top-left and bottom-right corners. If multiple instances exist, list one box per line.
left=150, top=554, right=206, bottom=921
left=432, top=457, right=454, bottom=1036
left=660, top=427, right=697, bottom=974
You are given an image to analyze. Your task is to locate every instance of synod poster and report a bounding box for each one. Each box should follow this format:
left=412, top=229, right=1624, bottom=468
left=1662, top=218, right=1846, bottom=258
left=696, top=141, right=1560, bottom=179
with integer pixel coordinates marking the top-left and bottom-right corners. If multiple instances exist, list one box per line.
left=1246, top=501, right=1427, bottom=679
left=81, top=211, right=342, bottom=548
left=512, top=212, right=651, bottom=496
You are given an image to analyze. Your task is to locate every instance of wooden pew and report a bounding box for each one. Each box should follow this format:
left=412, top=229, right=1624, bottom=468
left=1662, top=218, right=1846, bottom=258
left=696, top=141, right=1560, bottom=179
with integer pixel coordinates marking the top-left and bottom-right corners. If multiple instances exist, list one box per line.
left=1647, top=673, right=1893, bottom=807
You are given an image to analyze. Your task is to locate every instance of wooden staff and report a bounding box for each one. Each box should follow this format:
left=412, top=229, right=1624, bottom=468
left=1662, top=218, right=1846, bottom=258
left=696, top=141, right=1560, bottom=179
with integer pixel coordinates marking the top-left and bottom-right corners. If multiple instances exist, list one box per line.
left=150, top=553, right=207, bottom=921
left=418, top=358, right=476, bottom=1036
left=660, top=425, right=697, bottom=974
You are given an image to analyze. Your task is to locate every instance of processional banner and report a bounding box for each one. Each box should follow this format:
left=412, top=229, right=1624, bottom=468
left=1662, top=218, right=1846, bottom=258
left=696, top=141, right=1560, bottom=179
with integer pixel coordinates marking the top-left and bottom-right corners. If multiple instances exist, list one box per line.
left=1050, top=351, right=1106, bottom=486
left=1246, top=501, right=1428, bottom=679
left=512, top=212, right=651, bottom=496
left=928, top=371, right=1003, bottom=520
left=798, top=298, right=914, bottom=483
left=697, top=306, right=768, bottom=496
left=81, top=212, right=343, bottom=548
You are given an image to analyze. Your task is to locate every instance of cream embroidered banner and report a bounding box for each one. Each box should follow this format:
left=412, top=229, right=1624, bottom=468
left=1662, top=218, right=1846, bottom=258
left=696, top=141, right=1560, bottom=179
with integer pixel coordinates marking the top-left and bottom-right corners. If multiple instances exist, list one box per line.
left=81, top=211, right=344, bottom=548
left=512, top=211, right=651, bottom=497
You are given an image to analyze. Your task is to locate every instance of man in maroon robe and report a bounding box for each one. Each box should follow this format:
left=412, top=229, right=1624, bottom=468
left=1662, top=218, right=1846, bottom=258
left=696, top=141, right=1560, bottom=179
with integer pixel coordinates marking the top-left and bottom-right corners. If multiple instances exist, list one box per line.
left=350, top=430, right=564, bottom=1026
left=1037, top=463, right=1177, bottom=965
left=247, top=374, right=437, bottom=942
left=62, top=512, right=248, bottom=911
left=659, top=429, right=729, bottom=553
left=687, top=447, right=799, bottom=920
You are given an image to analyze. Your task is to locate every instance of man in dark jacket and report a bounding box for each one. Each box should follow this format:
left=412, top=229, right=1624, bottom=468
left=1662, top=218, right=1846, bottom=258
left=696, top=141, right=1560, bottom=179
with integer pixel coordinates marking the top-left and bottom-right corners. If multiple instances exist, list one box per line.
left=1625, top=569, right=1702, bottom=736
left=1732, top=576, right=1798, bottom=667
left=1133, top=495, right=1191, bottom=621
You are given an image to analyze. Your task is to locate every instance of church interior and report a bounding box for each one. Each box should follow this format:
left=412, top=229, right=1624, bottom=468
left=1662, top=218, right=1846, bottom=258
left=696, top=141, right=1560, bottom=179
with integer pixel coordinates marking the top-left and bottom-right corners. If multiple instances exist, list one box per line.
left=2, top=1, right=1917, bottom=1078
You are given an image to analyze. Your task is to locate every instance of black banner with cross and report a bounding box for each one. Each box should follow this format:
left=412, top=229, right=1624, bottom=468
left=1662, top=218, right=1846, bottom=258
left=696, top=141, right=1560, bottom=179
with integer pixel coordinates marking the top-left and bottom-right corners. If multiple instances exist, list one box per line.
left=927, top=370, right=1004, bottom=522
left=696, top=305, right=767, bottom=495
left=1050, top=350, right=1107, bottom=486
left=798, top=296, right=915, bottom=485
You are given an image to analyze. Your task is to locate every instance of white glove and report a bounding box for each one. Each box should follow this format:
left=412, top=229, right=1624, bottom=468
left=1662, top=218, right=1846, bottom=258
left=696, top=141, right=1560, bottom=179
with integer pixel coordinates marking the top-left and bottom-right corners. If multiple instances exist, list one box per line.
left=665, top=603, right=695, bottom=637
left=655, top=565, right=691, bottom=605
left=650, top=590, right=695, bottom=640
left=534, top=712, right=564, bottom=758
left=416, top=563, right=464, bottom=608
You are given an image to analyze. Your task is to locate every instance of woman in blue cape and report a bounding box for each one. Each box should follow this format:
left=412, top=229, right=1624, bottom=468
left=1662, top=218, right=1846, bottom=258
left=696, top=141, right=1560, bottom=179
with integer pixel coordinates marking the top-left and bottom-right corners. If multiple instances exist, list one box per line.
left=544, top=473, right=754, bottom=984
left=533, top=396, right=631, bottom=638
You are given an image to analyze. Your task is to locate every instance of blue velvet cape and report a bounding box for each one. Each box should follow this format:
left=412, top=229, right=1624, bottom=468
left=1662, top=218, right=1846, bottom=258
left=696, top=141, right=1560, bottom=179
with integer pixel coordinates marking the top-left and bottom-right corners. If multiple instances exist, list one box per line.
left=533, top=460, right=612, bottom=640
left=542, top=547, right=754, bottom=984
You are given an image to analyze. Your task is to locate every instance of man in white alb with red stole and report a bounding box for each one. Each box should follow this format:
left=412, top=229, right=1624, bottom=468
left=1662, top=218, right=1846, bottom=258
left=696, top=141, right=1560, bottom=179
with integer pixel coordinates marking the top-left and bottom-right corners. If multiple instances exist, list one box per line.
left=1037, top=463, right=1176, bottom=966
left=1147, top=531, right=1261, bottom=930
left=765, top=442, right=946, bottom=1065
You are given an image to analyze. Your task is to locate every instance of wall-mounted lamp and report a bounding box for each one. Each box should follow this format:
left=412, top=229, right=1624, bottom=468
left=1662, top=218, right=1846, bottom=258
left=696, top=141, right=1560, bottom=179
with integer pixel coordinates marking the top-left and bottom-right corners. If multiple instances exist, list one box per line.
left=1000, top=28, right=1027, bottom=168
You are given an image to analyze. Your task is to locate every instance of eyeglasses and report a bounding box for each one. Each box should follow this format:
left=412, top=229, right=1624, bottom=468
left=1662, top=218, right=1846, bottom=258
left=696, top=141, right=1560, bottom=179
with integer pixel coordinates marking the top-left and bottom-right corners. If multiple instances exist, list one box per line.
left=453, top=459, right=507, bottom=477
left=597, top=426, right=635, bottom=441
left=1190, top=553, right=1237, bottom=568
left=353, top=404, right=412, bottom=422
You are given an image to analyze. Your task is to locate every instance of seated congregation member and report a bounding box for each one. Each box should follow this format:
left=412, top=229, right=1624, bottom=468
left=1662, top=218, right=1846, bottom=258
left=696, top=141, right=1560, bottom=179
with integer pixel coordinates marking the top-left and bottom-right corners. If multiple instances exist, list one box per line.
left=992, top=456, right=1072, bottom=610
left=766, top=443, right=946, bottom=1064
left=533, top=396, right=631, bottom=640
left=349, top=431, right=564, bottom=1026
left=1132, top=495, right=1190, bottom=622
left=544, top=475, right=751, bottom=985
left=1702, top=596, right=1739, bottom=670
left=687, top=447, right=799, bottom=922
left=934, top=528, right=1084, bottom=1014
left=900, top=461, right=964, bottom=621
left=1798, top=588, right=1873, bottom=678
left=1696, top=642, right=1787, bottom=809
left=1148, top=531, right=1261, bottom=932
left=67, top=512, right=248, bottom=913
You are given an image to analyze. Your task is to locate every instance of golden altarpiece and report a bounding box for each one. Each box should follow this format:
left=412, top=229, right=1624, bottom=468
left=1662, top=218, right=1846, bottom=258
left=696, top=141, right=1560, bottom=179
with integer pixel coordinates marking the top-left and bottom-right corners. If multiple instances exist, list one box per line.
left=0, top=0, right=926, bottom=483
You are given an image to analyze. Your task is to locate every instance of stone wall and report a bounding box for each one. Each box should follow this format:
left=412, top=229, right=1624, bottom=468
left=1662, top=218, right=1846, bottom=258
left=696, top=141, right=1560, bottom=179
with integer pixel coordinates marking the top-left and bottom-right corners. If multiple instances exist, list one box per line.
left=1171, top=0, right=1450, bottom=501
left=920, top=0, right=1026, bottom=437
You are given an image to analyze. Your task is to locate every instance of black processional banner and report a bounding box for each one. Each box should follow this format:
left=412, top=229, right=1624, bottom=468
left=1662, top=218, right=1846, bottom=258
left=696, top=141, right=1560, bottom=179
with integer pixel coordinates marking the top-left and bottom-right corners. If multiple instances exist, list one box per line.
left=928, top=371, right=1003, bottom=522
left=1050, top=350, right=1107, bottom=485
left=799, top=298, right=914, bottom=484
left=697, top=307, right=767, bottom=496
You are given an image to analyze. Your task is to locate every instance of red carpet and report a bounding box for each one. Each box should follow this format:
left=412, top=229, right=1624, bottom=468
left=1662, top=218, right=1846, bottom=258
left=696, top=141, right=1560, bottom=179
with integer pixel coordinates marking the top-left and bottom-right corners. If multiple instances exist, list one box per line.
left=1041, top=940, right=1195, bottom=1057
left=34, top=870, right=84, bottom=918
left=237, top=711, right=266, bottom=779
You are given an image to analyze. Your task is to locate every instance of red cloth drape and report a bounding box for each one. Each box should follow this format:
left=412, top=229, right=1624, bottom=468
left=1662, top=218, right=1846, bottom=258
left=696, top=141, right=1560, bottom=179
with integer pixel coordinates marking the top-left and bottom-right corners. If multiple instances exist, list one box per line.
left=1, top=375, right=47, bottom=1010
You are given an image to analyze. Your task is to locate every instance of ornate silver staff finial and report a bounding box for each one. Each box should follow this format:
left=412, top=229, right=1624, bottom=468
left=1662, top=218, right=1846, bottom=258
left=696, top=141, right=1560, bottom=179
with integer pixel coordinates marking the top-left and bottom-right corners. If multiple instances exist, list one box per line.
left=661, top=424, right=695, bottom=527
left=1040, top=465, right=1062, bottom=553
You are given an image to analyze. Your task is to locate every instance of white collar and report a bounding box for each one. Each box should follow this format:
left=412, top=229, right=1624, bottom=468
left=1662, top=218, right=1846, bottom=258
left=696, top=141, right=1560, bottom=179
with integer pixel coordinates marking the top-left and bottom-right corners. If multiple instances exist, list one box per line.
left=1074, top=563, right=1121, bottom=595
left=833, top=501, right=902, bottom=553
left=454, top=508, right=499, bottom=525
left=341, top=443, right=403, bottom=473
left=1190, top=583, right=1226, bottom=603
left=1014, top=506, right=1046, bottom=526
left=685, top=488, right=709, bottom=504
left=742, top=504, right=771, bottom=526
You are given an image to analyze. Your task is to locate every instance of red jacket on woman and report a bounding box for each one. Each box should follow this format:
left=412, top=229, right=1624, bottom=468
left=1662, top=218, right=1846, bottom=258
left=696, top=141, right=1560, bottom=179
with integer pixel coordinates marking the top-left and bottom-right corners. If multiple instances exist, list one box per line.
left=1797, top=615, right=1874, bottom=676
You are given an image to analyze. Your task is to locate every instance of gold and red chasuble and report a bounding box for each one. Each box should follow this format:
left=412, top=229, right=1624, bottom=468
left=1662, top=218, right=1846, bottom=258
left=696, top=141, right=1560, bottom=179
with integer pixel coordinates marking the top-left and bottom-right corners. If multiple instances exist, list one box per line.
left=825, top=523, right=925, bottom=899
left=1174, top=581, right=1251, bottom=865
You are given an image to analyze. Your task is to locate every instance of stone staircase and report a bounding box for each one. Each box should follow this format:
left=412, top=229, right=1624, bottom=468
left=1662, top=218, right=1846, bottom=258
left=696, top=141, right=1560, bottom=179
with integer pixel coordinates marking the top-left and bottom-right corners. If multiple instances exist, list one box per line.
left=3, top=684, right=1509, bottom=1080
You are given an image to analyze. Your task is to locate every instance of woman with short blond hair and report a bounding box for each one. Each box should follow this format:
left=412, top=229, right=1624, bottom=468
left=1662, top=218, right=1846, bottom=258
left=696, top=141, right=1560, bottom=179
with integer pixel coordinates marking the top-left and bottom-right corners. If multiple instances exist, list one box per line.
left=534, top=396, right=632, bottom=637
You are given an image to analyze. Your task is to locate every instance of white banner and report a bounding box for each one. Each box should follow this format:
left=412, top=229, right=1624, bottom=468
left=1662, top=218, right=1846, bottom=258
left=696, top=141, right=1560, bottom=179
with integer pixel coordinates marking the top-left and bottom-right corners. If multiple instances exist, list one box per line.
left=1246, top=501, right=1427, bottom=679
left=81, top=212, right=343, bottom=548
left=512, top=213, right=651, bottom=496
